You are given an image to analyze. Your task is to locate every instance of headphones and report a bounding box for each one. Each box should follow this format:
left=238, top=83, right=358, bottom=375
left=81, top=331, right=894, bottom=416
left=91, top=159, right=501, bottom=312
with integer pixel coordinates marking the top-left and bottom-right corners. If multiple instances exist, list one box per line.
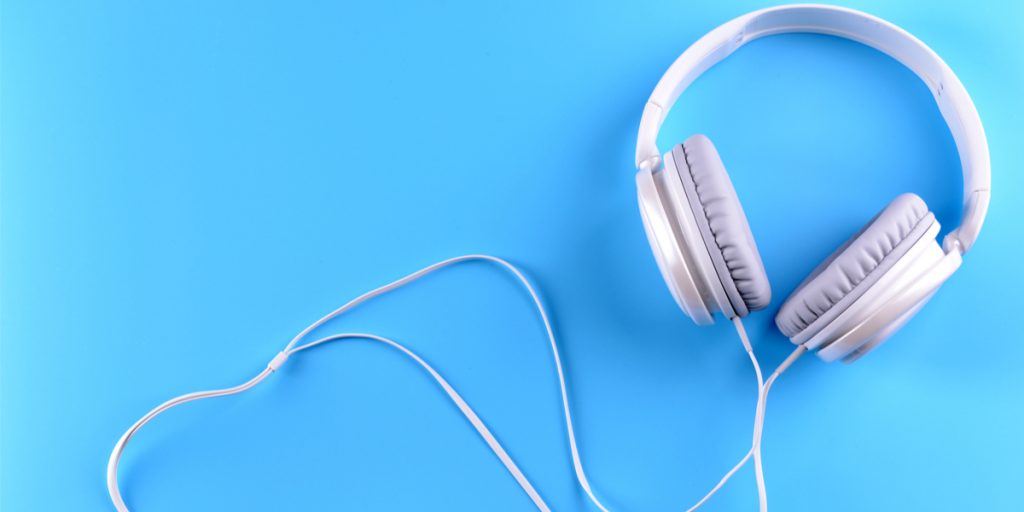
left=107, top=5, right=991, bottom=511
left=635, top=4, right=990, bottom=363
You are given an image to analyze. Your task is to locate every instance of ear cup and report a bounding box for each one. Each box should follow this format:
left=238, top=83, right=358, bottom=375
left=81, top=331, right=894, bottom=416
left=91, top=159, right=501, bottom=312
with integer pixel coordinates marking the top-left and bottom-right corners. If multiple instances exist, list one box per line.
left=775, top=193, right=936, bottom=342
left=672, top=135, right=771, bottom=317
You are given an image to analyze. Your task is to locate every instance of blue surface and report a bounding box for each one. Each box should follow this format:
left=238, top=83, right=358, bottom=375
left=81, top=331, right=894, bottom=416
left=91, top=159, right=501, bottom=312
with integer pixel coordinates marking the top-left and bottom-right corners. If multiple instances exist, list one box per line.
left=3, top=1, right=1023, bottom=511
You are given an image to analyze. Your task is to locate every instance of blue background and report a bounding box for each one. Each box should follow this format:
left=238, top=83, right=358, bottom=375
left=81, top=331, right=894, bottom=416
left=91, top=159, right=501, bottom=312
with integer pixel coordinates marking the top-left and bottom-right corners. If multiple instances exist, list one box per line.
left=3, top=1, right=1022, bottom=510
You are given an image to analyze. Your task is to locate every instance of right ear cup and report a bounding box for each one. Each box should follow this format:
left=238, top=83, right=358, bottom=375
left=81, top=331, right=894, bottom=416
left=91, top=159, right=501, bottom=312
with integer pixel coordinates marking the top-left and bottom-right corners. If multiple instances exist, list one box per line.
left=775, top=193, right=938, bottom=357
left=671, top=134, right=771, bottom=318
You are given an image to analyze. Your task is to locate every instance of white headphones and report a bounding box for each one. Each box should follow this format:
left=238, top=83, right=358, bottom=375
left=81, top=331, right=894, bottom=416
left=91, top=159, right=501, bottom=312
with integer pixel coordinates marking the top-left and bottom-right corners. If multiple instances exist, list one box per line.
left=107, top=5, right=991, bottom=511
left=635, top=4, right=990, bottom=362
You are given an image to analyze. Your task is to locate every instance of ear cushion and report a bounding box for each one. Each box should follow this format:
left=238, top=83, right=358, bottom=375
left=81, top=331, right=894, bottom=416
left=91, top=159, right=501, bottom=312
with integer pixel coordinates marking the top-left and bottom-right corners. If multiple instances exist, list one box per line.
left=673, top=135, right=770, bottom=317
left=775, top=193, right=935, bottom=339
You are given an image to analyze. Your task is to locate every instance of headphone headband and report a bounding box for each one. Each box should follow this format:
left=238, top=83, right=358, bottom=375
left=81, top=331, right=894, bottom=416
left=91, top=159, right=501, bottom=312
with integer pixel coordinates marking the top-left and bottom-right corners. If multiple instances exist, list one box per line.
left=635, top=4, right=990, bottom=253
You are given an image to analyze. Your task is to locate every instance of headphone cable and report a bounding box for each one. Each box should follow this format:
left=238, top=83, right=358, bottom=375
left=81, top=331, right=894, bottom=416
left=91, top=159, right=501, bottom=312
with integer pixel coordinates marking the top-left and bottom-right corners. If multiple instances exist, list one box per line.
left=106, top=254, right=805, bottom=512
left=685, top=326, right=806, bottom=512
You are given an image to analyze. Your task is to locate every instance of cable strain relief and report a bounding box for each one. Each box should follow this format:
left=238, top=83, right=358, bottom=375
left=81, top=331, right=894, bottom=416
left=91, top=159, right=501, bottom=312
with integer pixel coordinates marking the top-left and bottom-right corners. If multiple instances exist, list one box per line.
left=268, top=351, right=290, bottom=372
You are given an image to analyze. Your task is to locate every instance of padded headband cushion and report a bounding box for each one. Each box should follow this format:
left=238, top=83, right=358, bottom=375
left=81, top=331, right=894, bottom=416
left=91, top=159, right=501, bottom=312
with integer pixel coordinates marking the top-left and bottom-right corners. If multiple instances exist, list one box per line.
left=775, top=193, right=935, bottom=339
left=673, top=135, right=770, bottom=316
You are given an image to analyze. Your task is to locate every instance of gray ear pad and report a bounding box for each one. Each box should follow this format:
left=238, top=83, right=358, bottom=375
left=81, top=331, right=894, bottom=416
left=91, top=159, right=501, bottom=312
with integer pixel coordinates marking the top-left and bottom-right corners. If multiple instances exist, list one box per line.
left=775, top=193, right=935, bottom=340
left=672, top=135, right=771, bottom=317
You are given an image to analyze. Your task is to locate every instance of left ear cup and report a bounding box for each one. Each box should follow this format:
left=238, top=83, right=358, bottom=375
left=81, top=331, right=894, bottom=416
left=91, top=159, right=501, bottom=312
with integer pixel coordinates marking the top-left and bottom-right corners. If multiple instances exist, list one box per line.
left=636, top=134, right=770, bottom=324
left=671, top=135, right=771, bottom=317
left=775, top=193, right=939, bottom=357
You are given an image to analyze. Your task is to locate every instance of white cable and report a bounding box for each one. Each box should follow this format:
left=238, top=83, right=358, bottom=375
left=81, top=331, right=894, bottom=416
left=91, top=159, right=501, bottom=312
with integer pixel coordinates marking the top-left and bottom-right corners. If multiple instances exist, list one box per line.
left=748, top=345, right=806, bottom=512
left=107, top=368, right=275, bottom=512
left=684, top=316, right=764, bottom=512
left=685, top=451, right=753, bottom=512
left=735, top=317, right=767, bottom=511
left=107, top=255, right=611, bottom=512
left=685, top=343, right=807, bottom=511
left=683, top=318, right=766, bottom=511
